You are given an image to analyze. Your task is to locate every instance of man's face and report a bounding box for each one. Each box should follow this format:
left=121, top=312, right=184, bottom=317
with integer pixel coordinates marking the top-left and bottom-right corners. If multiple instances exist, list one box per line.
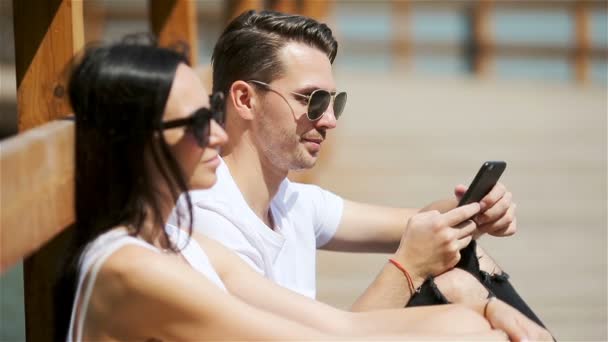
left=252, top=42, right=338, bottom=172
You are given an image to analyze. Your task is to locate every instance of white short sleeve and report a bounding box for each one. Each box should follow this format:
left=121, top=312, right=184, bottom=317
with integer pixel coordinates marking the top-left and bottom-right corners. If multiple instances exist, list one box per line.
left=287, top=183, right=344, bottom=247
left=190, top=206, right=265, bottom=274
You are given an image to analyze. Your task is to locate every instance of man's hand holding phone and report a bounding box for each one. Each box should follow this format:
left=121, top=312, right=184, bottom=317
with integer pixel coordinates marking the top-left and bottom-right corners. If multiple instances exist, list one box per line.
left=456, top=182, right=517, bottom=237
left=455, top=161, right=517, bottom=238
left=394, top=203, right=481, bottom=283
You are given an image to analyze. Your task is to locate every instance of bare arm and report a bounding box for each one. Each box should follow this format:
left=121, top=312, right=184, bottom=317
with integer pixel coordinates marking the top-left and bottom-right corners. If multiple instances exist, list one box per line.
left=92, top=240, right=548, bottom=341
left=320, top=182, right=517, bottom=311
left=93, top=246, right=329, bottom=341
left=323, top=182, right=517, bottom=255
left=197, top=232, right=507, bottom=339
left=321, top=200, right=418, bottom=253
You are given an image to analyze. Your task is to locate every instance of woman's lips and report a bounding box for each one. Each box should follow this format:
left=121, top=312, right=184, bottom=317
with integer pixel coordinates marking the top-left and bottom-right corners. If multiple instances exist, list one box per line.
left=202, top=154, right=220, bottom=167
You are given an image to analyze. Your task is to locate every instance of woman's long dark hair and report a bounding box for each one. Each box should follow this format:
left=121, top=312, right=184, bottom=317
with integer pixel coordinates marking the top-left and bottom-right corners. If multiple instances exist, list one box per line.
left=54, top=37, right=194, bottom=341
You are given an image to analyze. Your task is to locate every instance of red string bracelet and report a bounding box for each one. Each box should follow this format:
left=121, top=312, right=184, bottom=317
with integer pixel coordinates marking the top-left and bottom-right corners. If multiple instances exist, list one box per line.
left=388, top=258, right=416, bottom=295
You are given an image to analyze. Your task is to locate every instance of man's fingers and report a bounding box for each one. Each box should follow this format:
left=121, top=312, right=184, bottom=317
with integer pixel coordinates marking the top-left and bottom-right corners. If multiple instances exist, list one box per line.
left=457, top=234, right=473, bottom=250
left=488, top=218, right=518, bottom=237
left=453, top=219, right=477, bottom=239
left=479, top=204, right=516, bottom=234
left=454, top=184, right=468, bottom=200
left=443, top=203, right=480, bottom=225
left=480, top=182, right=506, bottom=211
left=477, top=192, right=513, bottom=225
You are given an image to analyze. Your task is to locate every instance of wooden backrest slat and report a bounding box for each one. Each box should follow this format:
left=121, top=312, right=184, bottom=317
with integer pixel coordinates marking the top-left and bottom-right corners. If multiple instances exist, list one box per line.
left=0, top=120, right=74, bottom=272
left=149, top=0, right=199, bottom=66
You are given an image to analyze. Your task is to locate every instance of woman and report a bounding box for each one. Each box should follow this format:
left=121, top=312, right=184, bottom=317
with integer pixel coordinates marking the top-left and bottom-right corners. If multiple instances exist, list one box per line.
left=56, top=39, right=551, bottom=341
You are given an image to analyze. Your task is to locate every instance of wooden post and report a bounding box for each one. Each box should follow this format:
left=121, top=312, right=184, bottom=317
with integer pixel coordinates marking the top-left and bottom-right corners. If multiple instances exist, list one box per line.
left=225, top=0, right=263, bottom=25
left=149, top=0, right=198, bottom=66
left=83, top=0, right=106, bottom=45
left=269, top=0, right=298, bottom=14
left=467, top=0, right=492, bottom=77
left=12, top=0, right=83, bottom=340
left=574, top=0, right=590, bottom=84
left=13, top=0, right=84, bottom=132
left=300, top=0, right=332, bottom=21
left=391, top=1, right=411, bottom=70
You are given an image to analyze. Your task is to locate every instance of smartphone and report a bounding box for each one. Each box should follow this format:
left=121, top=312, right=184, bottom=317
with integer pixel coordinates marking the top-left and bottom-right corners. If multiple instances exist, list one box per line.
left=458, top=161, right=507, bottom=207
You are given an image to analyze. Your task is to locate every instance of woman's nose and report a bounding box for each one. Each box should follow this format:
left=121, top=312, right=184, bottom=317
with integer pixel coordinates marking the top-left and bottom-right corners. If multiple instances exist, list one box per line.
left=207, top=119, right=228, bottom=147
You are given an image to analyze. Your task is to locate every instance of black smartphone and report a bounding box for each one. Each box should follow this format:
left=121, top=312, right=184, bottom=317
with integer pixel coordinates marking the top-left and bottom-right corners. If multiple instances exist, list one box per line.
left=458, top=161, right=507, bottom=206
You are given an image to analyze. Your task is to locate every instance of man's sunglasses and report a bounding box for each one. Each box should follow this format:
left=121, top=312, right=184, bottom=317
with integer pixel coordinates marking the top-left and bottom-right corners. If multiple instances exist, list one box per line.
left=161, top=92, right=225, bottom=147
left=248, top=80, right=347, bottom=121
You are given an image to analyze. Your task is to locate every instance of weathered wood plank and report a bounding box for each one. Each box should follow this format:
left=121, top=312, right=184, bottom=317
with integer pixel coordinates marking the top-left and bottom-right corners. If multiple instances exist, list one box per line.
left=12, top=1, right=83, bottom=340
left=574, top=0, right=591, bottom=83
left=269, top=0, right=297, bottom=14
left=149, top=0, right=198, bottom=66
left=300, top=0, right=331, bottom=21
left=0, top=121, right=74, bottom=273
left=224, top=0, right=262, bottom=24
left=13, top=0, right=83, bottom=131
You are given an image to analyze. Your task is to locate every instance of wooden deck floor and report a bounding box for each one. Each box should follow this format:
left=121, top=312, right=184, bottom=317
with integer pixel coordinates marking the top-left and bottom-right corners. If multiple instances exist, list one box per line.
left=300, top=72, right=607, bottom=341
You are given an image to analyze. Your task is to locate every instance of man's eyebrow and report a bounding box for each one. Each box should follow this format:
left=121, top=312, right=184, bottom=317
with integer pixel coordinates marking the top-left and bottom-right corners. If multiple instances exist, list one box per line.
left=294, top=85, right=336, bottom=95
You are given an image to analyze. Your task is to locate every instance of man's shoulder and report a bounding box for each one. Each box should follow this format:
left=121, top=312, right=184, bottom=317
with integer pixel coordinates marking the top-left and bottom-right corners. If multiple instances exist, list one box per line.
left=278, top=180, right=337, bottom=204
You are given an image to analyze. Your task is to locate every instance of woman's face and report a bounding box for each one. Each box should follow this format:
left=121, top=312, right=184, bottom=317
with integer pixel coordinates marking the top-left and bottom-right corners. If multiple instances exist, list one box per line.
left=162, top=64, right=228, bottom=189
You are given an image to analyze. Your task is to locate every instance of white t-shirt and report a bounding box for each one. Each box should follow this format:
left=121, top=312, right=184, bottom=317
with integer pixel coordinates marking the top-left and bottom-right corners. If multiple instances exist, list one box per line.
left=171, top=158, right=343, bottom=298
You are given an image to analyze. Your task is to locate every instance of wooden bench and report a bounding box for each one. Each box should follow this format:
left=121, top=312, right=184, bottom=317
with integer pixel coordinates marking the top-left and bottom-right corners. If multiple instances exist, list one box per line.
left=1, top=1, right=330, bottom=340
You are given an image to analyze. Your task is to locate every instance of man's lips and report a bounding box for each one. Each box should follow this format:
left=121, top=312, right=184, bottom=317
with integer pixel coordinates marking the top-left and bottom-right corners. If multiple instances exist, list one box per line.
left=302, top=137, right=323, bottom=144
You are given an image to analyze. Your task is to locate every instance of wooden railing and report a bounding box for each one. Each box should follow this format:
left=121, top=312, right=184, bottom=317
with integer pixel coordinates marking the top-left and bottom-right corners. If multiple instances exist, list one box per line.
left=385, top=0, right=607, bottom=83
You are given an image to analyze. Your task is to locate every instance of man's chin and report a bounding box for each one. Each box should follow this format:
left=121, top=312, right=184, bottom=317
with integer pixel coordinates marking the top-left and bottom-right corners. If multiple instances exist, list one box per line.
left=290, top=156, right=318, bottom=171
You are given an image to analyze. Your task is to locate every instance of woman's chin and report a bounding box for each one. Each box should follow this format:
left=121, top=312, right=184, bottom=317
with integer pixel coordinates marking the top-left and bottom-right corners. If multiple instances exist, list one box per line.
left=190, top=172, right=217, bottom=190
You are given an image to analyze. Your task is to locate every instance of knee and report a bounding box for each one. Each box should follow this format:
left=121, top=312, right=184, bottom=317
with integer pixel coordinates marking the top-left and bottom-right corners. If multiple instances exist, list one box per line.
left=434, top=268, right=489, bottom=305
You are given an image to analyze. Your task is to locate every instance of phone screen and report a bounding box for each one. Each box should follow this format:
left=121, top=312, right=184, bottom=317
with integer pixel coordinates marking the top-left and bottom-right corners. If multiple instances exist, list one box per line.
left=458, top=161, right=507, bottom=206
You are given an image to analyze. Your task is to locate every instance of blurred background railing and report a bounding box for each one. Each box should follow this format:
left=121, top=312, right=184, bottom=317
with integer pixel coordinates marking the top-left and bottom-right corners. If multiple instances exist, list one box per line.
left=339, top=1, right=607, bottom=82
left=0, top=0, right=608, bottom=138
left=1, top=1, right=606, bottom=341
left=1, top=1, right=607, bottom=138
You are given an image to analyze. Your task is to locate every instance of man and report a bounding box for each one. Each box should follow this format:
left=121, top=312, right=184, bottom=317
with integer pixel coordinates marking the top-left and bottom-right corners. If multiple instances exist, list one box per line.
left=177, top=9, right=545, bottom=326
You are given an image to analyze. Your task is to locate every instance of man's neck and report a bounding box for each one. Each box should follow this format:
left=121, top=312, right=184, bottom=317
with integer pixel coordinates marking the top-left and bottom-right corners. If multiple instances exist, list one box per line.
left=223, top=143, right=288, bottom=229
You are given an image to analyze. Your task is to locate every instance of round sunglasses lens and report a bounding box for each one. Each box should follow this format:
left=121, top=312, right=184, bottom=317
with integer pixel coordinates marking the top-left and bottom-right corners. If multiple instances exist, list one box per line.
left=308, top=90, right=331, bottom=120
left=333, top=92, right=347, bottom=119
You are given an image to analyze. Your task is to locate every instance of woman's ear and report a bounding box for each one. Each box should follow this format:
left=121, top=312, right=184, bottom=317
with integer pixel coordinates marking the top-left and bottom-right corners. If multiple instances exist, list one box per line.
left=229, top=81, right=256, bottom=121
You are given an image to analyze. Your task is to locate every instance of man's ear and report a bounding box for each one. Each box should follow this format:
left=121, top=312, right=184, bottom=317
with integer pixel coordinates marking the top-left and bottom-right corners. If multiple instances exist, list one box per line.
left=230, top=81, right=256, bottom=120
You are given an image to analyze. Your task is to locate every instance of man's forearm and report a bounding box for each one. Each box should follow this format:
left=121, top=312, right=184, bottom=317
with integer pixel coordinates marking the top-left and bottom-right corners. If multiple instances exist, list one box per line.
left=322, top=203, right=417, bottom=253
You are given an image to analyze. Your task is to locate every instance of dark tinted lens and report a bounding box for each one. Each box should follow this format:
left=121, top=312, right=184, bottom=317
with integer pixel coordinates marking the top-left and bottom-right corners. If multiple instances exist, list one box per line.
left=307, top=90, right=331, bottom=120
left=191, top=109, right=211, bottom=147
left=213, top=111, right=225, bottom=127
left=209, top=92, right=225, bottom=126
left=333, top=92, right=347, bottom=119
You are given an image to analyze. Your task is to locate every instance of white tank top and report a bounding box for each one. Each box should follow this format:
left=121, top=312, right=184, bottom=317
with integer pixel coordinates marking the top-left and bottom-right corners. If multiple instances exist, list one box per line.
left=66, top=227, right=226, bottom=342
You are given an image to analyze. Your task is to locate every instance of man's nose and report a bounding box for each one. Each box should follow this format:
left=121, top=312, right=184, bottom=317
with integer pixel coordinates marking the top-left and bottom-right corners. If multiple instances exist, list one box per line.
left=315, top=105, right=337, bottom=130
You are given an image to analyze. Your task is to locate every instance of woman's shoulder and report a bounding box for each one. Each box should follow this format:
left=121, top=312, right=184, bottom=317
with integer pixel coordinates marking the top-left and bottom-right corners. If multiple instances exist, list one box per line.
left=85, top=240, right=231, bottom=340
left=90, top=243, right=168, bottom=309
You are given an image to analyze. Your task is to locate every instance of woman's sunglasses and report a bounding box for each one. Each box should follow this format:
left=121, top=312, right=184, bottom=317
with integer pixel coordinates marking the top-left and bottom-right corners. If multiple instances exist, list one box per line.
left=161, top=92, right=225, bottom=147
left=248, top=80, right=347, bottom=121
